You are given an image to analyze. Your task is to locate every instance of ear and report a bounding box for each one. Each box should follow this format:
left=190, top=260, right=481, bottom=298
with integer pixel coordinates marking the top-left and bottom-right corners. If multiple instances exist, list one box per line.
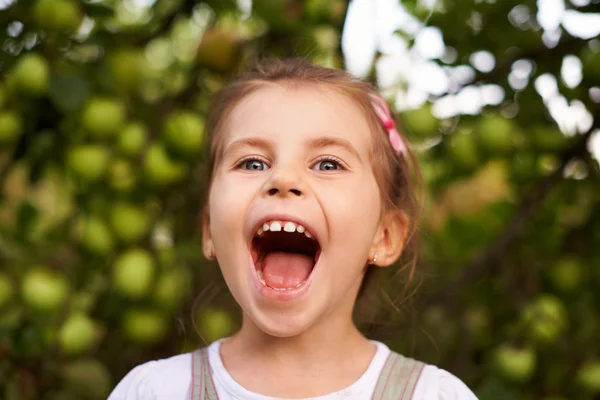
left=370, top=209, right=409, bottom=267
left=202, top=209, right=215, bottom=260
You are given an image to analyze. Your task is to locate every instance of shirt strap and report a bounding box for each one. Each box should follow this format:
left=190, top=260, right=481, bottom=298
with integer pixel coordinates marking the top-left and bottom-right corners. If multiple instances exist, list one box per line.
left=371, top=351, right=426, bottom=400
left=191, top=348, right=219, bottom=400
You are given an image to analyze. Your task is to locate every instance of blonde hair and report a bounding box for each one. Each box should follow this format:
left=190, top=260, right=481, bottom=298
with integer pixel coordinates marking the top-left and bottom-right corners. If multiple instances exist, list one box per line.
left=203, top=58, right=424, bottom=297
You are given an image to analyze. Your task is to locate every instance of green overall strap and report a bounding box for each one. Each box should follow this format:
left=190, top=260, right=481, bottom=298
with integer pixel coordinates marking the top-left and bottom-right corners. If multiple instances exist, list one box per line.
left=191, top=348, right=219, bottom=400
left=371, top=351, right=426, bottom=400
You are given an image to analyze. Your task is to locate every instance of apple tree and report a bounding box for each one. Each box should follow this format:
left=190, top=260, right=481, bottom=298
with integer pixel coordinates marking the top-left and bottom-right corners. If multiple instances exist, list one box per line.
left=0, top=0, right=599, bottom=399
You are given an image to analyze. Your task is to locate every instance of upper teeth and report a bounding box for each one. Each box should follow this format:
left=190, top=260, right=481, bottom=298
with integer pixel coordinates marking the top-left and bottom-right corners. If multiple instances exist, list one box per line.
left=258, top=221, right=313, bottom=239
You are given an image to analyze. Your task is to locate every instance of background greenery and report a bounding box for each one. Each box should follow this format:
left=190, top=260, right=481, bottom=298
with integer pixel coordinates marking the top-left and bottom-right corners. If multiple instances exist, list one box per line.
left=0, top=0, right=599, bottom=399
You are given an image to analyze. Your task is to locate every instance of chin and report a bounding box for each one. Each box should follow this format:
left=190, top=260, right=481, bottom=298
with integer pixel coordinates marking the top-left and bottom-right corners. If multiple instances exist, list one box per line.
left=246, top=304, right=321, bottom=338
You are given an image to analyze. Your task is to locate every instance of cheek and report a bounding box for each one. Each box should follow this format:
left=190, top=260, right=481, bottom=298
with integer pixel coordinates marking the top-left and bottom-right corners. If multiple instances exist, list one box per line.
left=320, top=173, right=381, bottom=246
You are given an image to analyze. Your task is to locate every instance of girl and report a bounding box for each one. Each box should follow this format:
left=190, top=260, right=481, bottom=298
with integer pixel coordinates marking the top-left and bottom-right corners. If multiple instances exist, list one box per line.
left=109, top=58, right=478, bottom=400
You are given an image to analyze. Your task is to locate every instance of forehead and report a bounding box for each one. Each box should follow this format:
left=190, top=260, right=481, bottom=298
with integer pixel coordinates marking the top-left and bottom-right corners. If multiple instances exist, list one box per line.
left=221, top=84, right=373, bottom=152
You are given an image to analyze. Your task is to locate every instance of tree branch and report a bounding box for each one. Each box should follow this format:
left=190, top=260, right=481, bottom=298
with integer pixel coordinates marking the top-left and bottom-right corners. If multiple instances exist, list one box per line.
left=426, top=114, right=598, bottom=304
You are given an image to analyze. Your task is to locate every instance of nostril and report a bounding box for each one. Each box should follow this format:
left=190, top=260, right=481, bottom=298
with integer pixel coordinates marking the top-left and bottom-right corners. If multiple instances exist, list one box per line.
left=290, top=189, right=302, bottom=196
left=268, top=188, right=278, bottom=196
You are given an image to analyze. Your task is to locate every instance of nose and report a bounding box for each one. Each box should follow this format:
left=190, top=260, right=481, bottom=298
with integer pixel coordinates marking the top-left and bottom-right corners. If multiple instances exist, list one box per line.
left=264, top=165, right=304, bottom=198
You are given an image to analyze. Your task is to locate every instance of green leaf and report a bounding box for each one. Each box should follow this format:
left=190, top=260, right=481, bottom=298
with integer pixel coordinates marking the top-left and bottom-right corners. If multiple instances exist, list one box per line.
left=83, top=3, right=115, bottom=18
left=48, top=73, right=90, bottom=113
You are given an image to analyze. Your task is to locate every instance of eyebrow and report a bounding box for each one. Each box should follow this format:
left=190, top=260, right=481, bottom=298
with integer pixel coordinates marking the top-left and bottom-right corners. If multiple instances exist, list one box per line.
left=223, top=137, right=273, bottom=158
left=222, top=135, right=362, bottom=163
left=308, top=137, right=362, bottom=163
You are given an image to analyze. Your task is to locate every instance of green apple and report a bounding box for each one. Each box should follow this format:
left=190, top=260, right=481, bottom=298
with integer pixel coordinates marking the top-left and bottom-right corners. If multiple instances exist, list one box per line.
left=58, top=313, right=97, bottom=355
left=109, top=50, right=144, bottom=92
left=162, top=111, right=204, bottom=156
left=197, top=28, right=241, bottom=71
left=66, top=145, right=110, bottom=182
left=109, top=159, right=136, bottom=192
left=401, top=105, right=439, bottom=138
left=493, top=344, right=536, bottom=383
left=112, top=248, right=155, bottom=298
left=548, top=257, right=582, bottom=293
left=62, top=359, right=112, bottom=400
left=155, top=269, right=189, bottom=309
left=0, top=111, right=23, bottom=146
left=198, top=307, right=235, bottom=343
left=11, top=53, right=49, bottom=96
left=81, top=97, right=126, bottom=139
left=122, top=308, right=168, bottom=344
left=109, top=201, right=151, bottom=243
left=521, top=294, right=567, bottom=344
left=117, top=122, right=148, bottom=157
left=33, top=0, right=82, bottom=35
left=531, top=124, right=569, bottom=152
left=76, top=215, right=115, bottom=256
left=143, top=143, right=188, bottom=186
left=576, top=361, right=600, bottom=393
left=447, top=130, right=480, bottom=171
left=0, top=272, right=14, bottom=308
left=511, top=152, right=538, bottom=183
left=22, top=266, right=69, bottom=312
left=477, top=114, right=515, bottom=155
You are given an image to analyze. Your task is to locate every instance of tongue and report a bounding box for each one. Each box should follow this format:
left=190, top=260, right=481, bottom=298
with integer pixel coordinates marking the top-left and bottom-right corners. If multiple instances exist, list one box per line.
left=262, top=251, right=313, bottom=289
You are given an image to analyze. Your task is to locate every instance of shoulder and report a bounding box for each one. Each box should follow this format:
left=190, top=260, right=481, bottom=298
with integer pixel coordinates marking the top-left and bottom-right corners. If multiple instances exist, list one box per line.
left=107, top=352, right=192, bottom=400
left=412, top=363, right=478, bottom=400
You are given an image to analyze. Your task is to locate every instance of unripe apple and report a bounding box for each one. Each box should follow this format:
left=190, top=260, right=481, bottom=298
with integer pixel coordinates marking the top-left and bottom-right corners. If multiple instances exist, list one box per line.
left=0, top=272, right=14, bottom=308
left=11, top=53, right=49, bottom=95
left=447, top=130, right=480, bottom=171
left=143, top=143, right=188, bottom=186
left=109, top=201, right=151, bottom=243
left=112, top=248, right=155, bottom=298
left=493, top=344, right=536, bottom=383
left=521, top=294, right=567, bottom=344
left=58, top=313, right=97, bottom=355
left=197, top=28, right=240, bottom=71
left=155, top=269, right=189, bottom=309
left=117, top=122, right=147, bottom=157
left=401, top=105, right=439, bottom=138
left=22, top=267, right=69, bottom=312
left=0, top=111, right=23, bottom=146
left=33, top=0, right=82, bottom=35
left=81, top=97, right=126, bottom=139
left=478, top=114, right=515, bottom=155
left=576, top=361, right=600, bottom=393
left=109, top=159, right=136, bottom=192
left=162, top=111, right=204, bottom=156
left=66, top=145, right=110, bottom=182
left=548, top=257, right=582, bottom=293
left=198, top=307, right=235, bottom=343
left=531, top=124, right=569, bottom=152
left=109, top=50, right=144, bottom=92
left=62, top=359, right=112, bottom=400
left=76, top=215, right=115, bottom=256
left=122, top=308, right=168, bottom=344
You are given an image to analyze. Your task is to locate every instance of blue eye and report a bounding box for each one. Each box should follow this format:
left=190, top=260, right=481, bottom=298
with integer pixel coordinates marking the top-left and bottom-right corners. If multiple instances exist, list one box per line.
left=240, top=158, right=269, bottom=171
left=314, top=159, right=342, bottom=171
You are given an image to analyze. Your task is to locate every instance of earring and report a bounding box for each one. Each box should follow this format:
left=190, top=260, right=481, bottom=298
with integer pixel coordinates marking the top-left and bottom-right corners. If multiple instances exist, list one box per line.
left=370, top=252, right=378, bottom=264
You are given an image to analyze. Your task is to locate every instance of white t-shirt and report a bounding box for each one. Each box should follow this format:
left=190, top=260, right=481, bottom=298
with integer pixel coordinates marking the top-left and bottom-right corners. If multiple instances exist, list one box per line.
left=108, top=340, right=478, bottom=400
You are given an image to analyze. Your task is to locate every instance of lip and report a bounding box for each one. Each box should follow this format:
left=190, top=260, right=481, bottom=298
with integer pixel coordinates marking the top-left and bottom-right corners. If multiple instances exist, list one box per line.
left=246, top=213, right=322, bottom=302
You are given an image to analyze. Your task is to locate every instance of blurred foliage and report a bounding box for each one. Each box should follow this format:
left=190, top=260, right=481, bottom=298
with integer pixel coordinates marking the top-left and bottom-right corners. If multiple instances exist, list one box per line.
left=0, top=0, right=599, bottom=399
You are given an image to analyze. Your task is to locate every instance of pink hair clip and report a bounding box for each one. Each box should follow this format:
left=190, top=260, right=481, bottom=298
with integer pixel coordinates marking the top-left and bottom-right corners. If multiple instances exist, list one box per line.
left=369, top=94, right=407, bottom=156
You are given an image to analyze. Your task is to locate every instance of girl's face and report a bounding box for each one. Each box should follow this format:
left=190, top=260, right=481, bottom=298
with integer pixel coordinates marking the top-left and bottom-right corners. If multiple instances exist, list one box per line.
left=205, top=85, right=392, bottom=337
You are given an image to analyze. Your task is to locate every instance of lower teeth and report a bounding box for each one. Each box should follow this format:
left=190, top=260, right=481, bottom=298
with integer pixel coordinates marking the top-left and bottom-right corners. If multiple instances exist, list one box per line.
left=256, top=269, right=306, bottom=290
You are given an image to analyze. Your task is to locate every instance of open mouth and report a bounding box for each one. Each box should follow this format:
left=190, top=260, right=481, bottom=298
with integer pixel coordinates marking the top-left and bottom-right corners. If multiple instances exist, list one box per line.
left=251, top=220, right=321, bottom=291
